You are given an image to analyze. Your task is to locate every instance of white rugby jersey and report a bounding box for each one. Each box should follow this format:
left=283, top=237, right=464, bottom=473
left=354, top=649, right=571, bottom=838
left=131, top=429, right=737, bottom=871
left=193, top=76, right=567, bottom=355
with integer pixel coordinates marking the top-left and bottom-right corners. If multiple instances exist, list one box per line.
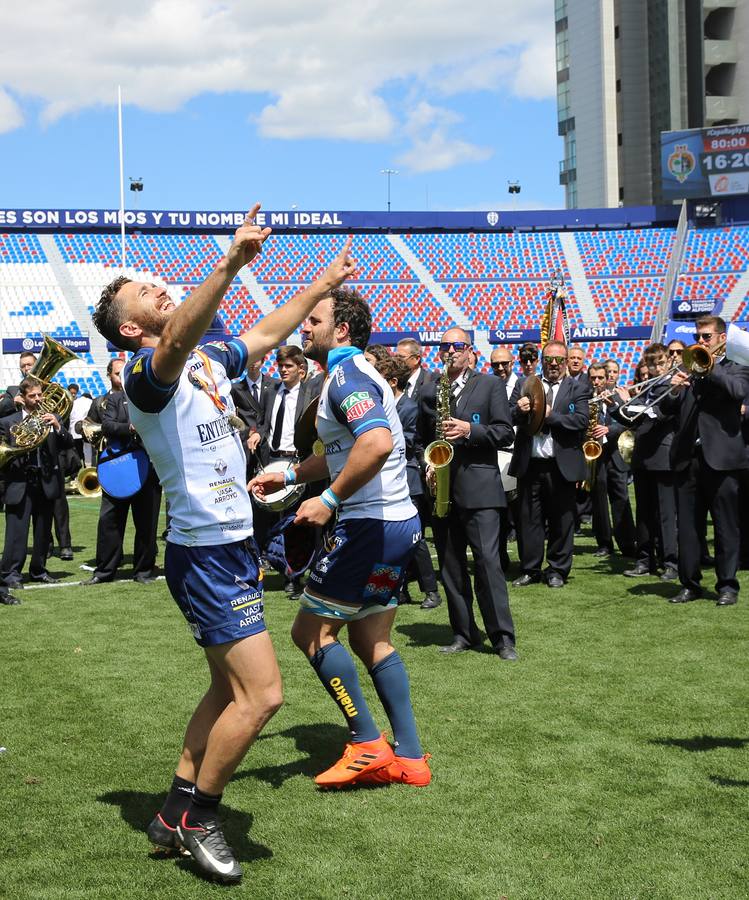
left=124, top=339, right=253, bottom=546
left=318, top=347, right=416, bottom=521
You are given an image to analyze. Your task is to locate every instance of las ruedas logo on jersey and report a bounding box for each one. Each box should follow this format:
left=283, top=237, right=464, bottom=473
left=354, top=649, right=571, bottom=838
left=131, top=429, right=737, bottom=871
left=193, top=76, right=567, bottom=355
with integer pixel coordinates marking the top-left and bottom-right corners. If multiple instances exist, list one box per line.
left=340, top=390, right=375, bottom=422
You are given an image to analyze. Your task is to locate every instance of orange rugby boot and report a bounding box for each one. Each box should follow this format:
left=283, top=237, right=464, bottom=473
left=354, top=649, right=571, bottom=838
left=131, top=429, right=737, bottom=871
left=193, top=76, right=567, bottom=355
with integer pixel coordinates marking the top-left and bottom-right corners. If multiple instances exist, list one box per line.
left=355, top=753, right=432, bottom=787
left=314, top=733, right=395, bottom=788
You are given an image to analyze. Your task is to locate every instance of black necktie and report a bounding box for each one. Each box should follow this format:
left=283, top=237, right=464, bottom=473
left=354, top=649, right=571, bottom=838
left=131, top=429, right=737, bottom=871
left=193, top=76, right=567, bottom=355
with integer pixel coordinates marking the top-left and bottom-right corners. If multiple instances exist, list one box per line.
left=251, top=381, right=259, bottom=404
left=271, top=388, right=287, bottom=451
left=541, top=382, right=554, bottom=434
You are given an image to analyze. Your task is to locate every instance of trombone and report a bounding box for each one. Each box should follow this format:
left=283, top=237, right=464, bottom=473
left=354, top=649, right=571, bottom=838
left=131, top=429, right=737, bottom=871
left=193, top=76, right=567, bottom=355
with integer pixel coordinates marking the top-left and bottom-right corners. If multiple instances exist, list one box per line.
left=615, top=341, right=725, bottom=422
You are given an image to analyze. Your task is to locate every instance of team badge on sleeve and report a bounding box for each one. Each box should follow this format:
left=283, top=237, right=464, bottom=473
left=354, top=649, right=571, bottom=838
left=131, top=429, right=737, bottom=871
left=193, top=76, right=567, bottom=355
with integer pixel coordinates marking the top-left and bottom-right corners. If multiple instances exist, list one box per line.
left=340, top=391, right=375, bottom=422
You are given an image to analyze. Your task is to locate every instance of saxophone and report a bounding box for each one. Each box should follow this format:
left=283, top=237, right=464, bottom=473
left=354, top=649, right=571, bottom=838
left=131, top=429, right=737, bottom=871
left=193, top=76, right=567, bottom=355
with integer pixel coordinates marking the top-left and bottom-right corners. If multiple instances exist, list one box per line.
left=580, top=396, right=603, bottom=492
left=424, top=359, right=454, bottom=518
left=582, top=397, right=603, bottom=462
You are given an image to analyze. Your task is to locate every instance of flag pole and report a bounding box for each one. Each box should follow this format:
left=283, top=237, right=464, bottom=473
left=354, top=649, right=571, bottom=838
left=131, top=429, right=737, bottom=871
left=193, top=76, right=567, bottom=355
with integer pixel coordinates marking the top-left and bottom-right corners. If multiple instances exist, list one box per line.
left=118, top=86, right=126, bottom=270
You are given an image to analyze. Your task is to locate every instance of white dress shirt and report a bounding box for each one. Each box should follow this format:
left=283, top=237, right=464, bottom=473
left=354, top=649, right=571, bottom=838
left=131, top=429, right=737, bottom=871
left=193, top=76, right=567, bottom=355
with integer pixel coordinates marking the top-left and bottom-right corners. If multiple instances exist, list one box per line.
left=269, top=381, right=301, bottom=453
left=531, top=378, right=562, bottom=459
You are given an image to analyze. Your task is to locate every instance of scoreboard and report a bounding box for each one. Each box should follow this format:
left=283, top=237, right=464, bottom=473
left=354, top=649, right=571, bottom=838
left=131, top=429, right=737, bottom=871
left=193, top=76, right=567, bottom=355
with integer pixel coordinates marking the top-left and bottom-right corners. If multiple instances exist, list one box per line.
left=661, top=123, right=749, bottom=201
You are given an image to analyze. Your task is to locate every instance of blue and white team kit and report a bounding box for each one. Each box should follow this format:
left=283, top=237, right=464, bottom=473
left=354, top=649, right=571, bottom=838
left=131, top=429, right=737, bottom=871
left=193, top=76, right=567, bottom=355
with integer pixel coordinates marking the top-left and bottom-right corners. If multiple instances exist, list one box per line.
left=124, top=340, right=420, bottom=644
left=300, top=346, right=420, bottom=621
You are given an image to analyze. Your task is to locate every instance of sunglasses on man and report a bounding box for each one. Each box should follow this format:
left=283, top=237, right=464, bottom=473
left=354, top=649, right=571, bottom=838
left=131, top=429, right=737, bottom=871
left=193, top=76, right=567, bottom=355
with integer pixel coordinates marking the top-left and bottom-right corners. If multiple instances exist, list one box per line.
left=543, top=355, right=566, bottom=364
left=668, top=348, right=683, bottom=356
left=490, top=360, right=511, bottom=369
left=439, top=341, right=469, bottom=352
left=694, top=332, right=718, bottom=342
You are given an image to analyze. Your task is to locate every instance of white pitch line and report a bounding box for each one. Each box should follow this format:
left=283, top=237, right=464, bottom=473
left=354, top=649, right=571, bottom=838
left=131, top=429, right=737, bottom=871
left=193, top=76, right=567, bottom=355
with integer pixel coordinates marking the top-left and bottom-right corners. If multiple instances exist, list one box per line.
left=20, top=576, right=166, bottom=591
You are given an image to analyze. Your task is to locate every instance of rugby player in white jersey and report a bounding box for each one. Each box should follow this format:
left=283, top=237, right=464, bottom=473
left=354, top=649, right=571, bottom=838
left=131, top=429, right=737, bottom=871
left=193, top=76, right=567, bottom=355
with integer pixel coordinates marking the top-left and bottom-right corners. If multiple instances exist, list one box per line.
left=91, top=205, right=356, bottom=883
left=250, top=288, right=430, bottom=789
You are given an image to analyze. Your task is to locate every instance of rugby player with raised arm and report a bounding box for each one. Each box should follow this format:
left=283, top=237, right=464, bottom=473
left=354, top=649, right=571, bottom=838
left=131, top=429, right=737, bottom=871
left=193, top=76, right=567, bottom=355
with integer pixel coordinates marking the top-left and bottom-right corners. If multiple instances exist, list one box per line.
left=251, top=287, right=431, bottom=789
left=92, top=205, right=356, bottom=883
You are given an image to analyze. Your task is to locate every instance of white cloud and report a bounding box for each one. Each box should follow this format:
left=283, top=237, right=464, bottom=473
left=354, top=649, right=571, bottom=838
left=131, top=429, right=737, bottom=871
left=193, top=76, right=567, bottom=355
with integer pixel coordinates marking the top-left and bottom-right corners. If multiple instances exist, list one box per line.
left=0, top=1, right=555, bottom=173
left=396, top=101, right=492, bottom=173
left=257, top=85, right=395, bottom=141
left=0, top=89, right=24, bottom=133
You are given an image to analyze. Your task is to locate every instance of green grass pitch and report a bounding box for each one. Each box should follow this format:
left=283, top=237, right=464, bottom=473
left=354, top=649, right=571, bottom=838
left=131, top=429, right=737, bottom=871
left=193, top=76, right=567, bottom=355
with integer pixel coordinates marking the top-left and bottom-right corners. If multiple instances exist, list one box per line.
left=1, top=496, right=748, bottom=898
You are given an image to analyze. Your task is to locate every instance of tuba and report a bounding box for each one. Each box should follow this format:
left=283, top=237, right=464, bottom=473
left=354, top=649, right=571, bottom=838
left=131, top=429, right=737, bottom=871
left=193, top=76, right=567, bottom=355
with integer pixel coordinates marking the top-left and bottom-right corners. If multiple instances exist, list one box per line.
left=0, top=335, right=79, bottom=469
left=424, top=359, right=454, bottom=518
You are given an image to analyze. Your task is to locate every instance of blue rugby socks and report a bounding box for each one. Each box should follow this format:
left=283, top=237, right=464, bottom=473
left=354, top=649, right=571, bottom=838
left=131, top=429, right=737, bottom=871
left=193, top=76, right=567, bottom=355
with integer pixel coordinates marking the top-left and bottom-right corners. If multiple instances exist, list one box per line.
left=309, top=642, right=380, bottom=743
left=370, top=651, right=423, bottom=759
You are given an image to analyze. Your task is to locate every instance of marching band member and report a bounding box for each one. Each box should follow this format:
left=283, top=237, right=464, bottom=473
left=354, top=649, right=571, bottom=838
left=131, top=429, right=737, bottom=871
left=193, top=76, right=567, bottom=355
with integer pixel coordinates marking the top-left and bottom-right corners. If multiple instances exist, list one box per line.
left=510, top=341, right=590, bottom=589
left=0, top=378, right=72, bottom=588
left=419, top=328, right=517, bottom=658
left=587, top=362, right=636, bottom=560
left=83, top=362, right=162, bottom=586
left=609, top=345, right=679, bottom=581
left=661, top=316, right=749, bottom=606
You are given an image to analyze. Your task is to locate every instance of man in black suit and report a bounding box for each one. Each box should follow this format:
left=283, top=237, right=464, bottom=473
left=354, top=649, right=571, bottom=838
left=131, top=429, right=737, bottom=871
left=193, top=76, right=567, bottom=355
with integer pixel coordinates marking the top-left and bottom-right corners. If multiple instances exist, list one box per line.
left=417, top=327, right=517, bottom=659
left=376, top=356, right=441, bottom=609
left=610, top=343, right=679, bottom=581
left=509, top=341, right=590, bottom=588
left=395, top=338, right=435, bottom=402
left=586, top=362, right=636, bottom=559
left=567, top=345, right=590, bottom=389
left=83, top=359, right=161, bottom=585
left=396, top=339, right=437, bottom=577
left=230, top=353, right=278, bottom=477
left=661, top=315, right=749, bottom=606
left=0, top=351, right=37, bottom=418
left=256, top=345, right=311, bottom=596
left=0, top=377, right=73, bottom=587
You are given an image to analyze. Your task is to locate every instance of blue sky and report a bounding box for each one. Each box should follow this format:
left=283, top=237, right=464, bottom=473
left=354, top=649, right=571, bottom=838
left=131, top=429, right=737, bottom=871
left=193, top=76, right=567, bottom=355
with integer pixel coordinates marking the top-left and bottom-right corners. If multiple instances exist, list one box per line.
left=0, top=1, right=564, bottom=214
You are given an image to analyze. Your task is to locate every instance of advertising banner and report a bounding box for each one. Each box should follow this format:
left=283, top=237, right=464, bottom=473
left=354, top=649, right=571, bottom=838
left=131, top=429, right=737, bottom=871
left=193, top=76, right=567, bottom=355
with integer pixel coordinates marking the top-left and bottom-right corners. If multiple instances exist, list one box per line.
left=2, top=336, right=90, bottom=354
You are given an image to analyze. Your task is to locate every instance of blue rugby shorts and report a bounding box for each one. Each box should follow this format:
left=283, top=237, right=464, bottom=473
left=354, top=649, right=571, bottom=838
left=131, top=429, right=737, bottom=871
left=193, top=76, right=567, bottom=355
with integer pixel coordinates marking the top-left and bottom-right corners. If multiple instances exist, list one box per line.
left=301, top=514, right=421, bottom=620
left=164, top=538, right=266, bottom=647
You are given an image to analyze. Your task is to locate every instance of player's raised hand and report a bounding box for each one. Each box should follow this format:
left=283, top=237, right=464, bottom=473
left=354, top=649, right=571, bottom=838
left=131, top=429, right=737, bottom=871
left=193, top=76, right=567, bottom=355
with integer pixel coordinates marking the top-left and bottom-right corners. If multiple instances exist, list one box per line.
left=319, top=236, right=357, bottom=290
left=227, top=203, right=272, bottom=271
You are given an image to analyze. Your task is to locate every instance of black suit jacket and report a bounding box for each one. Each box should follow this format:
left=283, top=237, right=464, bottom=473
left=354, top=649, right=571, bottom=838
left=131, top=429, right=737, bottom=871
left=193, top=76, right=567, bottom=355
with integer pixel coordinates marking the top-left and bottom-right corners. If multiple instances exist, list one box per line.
left=396, top=394, right=422, bottom=497
left=407, top=368, right=436, bottom=404
left=100, top=390, right=135, bottom=443
left=0, top=386, right=20, bottom=420
left=610, top=387, right=676, bottom=471
left=509, top=376, right=590, bottom=482
left=417, top=370, right=513, bottom=509
left=231, top=374, right=278, bottom=434
left=662, top=360, right=749, bottom=472
left=0, top=411, right=72, bottom=503
left=597, top=401, right=629, bottom=472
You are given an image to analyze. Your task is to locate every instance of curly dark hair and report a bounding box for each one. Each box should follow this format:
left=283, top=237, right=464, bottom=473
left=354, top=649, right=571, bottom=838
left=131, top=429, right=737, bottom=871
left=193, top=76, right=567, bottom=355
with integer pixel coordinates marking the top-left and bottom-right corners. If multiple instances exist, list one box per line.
left=92, top=276, right=135, bottom=351
left=375, top=356, right=410, bottom=391
left=364, top=343, right=390, bottom=363
left=331, top=287, right=371, bottom=350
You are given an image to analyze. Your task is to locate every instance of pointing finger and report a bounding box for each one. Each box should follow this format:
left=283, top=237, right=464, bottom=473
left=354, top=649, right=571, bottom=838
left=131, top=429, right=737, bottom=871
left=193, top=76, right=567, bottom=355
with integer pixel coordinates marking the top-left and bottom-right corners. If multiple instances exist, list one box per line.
left=245, top=202, right=262, bottom=223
